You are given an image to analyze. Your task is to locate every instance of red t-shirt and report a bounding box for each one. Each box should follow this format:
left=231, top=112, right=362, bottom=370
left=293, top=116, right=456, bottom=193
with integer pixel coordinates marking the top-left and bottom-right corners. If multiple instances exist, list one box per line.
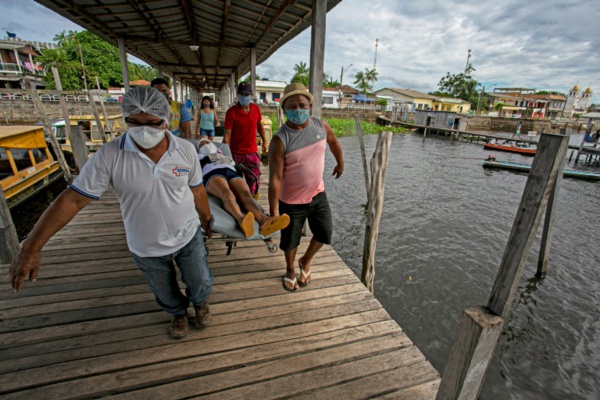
left=224, top=103, right=262, bottom=154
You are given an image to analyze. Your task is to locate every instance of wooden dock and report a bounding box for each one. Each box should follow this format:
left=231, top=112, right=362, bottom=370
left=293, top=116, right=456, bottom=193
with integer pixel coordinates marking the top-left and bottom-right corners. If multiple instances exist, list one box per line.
left=0, top=181, right=440, bottom=398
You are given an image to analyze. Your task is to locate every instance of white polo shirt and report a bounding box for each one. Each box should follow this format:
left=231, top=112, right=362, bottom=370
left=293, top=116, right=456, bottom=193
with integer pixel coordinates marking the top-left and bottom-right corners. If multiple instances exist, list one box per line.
left=70, top=132, right=203, bottom=257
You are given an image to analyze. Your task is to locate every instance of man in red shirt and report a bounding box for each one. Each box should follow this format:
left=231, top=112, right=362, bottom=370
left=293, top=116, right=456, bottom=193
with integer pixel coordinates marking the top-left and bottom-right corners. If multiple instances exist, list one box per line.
left=223, top=82, right=267, bottom=196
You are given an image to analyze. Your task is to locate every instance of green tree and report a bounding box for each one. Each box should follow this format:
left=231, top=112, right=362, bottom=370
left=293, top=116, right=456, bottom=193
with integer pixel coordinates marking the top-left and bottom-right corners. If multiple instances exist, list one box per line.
left=437, top=72, right=479, bottom=108
left=291, top=61, right=310, bottom=86
left=323, top=73, right=340, bottom=88
left=353, top=68, right=378, bottom=96
left=36, top=30, right=159, bottom=90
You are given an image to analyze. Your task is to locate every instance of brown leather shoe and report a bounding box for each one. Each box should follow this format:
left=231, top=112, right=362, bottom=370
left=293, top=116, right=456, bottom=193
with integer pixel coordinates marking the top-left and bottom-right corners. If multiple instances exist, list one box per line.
left=170, top=314, right=188, bottom=338
left=195, top=302, right=212, bottom=327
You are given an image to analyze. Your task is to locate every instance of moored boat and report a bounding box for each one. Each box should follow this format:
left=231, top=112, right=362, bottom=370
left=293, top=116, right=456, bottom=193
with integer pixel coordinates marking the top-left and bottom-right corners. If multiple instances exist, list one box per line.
left=0, top=125, right=64, bottom=208
left=483, top=142, right=537, bottom=156
left=482, top=159, right=600, bottom=181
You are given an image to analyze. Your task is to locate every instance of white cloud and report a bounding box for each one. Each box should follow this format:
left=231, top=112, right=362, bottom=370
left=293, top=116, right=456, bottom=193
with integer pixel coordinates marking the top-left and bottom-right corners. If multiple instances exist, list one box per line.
left=1, top=0, right=598, bottom=102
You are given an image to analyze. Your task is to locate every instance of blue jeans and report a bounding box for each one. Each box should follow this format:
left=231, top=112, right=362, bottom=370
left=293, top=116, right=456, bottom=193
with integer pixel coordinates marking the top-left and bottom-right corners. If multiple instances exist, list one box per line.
left=131, top=227, right=213, bottom=316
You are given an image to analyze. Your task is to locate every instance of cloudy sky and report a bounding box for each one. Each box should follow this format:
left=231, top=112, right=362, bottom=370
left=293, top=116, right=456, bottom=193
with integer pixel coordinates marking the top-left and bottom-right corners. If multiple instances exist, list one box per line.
left=2, top=0, right=598, bottom=103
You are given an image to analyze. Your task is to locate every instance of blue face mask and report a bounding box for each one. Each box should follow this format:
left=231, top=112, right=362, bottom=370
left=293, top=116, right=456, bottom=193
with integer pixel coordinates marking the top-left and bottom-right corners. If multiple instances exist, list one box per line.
left=285, top=108, right=310, bottom=125
left=238, top=95, right=251, bottom=106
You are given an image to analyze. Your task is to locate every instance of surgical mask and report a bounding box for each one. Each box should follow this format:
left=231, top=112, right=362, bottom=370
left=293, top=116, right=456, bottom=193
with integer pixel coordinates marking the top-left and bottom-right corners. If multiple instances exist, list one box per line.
left=238, top=95, right=251, bottom=106
left=199, top=142, right=218, bottom=155
left=285, top=109, right=310, bottom=125
left=128, top=126, right=166, bottom=149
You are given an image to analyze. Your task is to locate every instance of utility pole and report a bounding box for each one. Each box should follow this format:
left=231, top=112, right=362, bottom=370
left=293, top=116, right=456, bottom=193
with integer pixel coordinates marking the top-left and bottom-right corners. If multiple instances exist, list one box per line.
left=339, top=63, right=353, bottom=86
left=373, top=38, right=379, bottom=70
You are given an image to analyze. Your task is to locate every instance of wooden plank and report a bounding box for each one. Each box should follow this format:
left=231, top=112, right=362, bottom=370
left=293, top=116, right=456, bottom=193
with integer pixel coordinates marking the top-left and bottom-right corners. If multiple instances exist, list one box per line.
left=0, top=310, right=392, bottom=393
left=4, top=322, right=404, bottom=399
left=0, top=297, right=384, bottom=373
left=0, top=283, right=370, bottom=347
left=375, top=381, right=440, bottom=399
left=198, top=351, right=435, bottom=400
left=0, top=267, right=355, bottom=316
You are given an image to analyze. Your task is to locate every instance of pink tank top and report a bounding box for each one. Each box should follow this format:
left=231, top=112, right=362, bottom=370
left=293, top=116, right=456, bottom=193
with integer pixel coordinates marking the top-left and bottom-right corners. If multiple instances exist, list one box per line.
left=275, top=117, right=326, bottom=204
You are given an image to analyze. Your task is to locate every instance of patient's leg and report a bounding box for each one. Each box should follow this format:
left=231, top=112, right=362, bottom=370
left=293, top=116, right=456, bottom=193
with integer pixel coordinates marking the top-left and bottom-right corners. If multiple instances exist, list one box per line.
left=207, top=176, right=246, bottom=224
left=229, top=178, right=270, bottom=226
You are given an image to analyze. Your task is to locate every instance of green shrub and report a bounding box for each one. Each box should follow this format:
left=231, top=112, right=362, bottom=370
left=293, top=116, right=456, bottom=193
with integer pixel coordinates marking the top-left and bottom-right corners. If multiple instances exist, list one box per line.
left=325, top=118, right=407, bottom=137
left=262, top=115, right=407, bottom=137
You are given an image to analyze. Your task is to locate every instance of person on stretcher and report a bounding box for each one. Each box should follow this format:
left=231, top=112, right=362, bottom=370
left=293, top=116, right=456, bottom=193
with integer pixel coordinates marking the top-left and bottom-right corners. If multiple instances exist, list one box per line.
left=198, top=139, right=290, bottom=238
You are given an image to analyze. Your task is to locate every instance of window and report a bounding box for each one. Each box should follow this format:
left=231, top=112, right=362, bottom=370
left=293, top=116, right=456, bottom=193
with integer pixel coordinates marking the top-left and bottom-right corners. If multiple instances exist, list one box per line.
left=417, top=103, right=423, bottom=110
left=272, top=93, right=280, bottom=101
left=260, top=92, right=266, bottom=101
left=322, top=96, right=334, bottom=105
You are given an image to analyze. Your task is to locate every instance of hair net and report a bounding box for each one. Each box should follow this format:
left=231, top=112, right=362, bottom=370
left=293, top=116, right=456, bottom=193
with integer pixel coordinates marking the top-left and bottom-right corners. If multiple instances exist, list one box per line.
left=121, top=86, right=170, bottom=121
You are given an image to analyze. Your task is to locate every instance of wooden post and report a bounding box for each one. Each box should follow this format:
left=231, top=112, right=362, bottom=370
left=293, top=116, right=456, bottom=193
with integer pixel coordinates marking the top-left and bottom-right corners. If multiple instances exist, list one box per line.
left=436, top=306, right=504, bottom=400
left=0, top=189, right=20, bottom=265
left=118, top=39, right=130, bottom=92
left=536, top=128, right=568, bottom=277
left=437, top=132, right=569, bottom=400
left=488, top=133, right=569, bottom=319
left=87, top=90, right=107, bottom=144
left=29, top=88, right=72, bottom=180
left=309, top=0, right=326, bottom=119
left=250, top=47, right=257, bottom=103
left=52, top=67, right=88, bottom=172
left=355, top=115, right=370, bottom=204
left=361, top=131, right=392, bottom=293
left=95, top=76, right=111, bottom=129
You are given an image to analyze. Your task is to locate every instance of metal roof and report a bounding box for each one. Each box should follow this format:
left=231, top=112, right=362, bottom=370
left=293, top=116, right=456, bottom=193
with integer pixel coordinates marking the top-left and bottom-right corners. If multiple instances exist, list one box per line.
left=34, top=0, right=342, bottom=92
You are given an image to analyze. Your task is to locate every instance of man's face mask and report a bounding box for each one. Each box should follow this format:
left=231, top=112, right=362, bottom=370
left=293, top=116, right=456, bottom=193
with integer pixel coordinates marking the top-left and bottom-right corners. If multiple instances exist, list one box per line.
left=199, top=142, right=218, bottom=155
left=238, top=94, right=251, bottom=106
left=285, top=108, right=310, bottom=125
left=128, top=126, right=166, bottom=149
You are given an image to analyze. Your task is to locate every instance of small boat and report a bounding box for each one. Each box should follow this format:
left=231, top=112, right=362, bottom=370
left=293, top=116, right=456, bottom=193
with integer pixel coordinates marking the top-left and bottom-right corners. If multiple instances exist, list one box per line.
left=1, top=125, right=64, bottom=208
left=483, top=142, right=537, bottom=156
left=482, top=159, right=600, bottom=181
left=51, top=114, right=125, bottom=154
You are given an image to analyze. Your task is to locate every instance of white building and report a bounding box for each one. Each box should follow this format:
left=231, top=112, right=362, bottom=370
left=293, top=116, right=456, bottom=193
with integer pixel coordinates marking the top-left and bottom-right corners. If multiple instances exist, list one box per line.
left=254, top=79, right=287, bottom=104
left=564, top=84, right=593, bottom=118
left=321, top=90, right=340, bottom=108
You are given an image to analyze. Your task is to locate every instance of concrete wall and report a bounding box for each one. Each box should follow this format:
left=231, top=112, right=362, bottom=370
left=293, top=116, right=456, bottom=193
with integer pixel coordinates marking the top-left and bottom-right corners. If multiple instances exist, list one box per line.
left=0, top=99, right=123, bottom=124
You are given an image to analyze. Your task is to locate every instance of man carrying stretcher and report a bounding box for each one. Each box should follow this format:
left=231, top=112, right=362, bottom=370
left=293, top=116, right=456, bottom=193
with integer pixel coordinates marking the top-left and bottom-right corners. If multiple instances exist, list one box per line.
left=198, top=139, right=290, bottom=238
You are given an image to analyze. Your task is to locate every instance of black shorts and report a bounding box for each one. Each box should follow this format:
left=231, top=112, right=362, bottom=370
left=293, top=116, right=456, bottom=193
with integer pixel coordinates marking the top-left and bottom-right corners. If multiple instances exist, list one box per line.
left=279, top=191, right=332, bottom=252
left=203, top=167, right=242, bottom=188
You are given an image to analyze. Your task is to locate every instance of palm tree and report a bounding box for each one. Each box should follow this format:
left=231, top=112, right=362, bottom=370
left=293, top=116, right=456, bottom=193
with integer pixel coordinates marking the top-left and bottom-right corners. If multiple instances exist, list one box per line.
left=354, top=68, right=379, bottom=96
left=293, top=61, right=309, bottom=76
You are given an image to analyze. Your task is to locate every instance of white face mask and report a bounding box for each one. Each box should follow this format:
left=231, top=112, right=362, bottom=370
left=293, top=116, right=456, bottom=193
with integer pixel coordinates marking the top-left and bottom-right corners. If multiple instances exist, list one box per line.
left=199, top=142, right=218, bottom=155
left=128, top=126, right=166, bottom=149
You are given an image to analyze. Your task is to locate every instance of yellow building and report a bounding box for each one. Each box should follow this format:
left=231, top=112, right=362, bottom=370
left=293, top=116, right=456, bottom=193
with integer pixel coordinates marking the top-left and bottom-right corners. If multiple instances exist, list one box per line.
left=374, top=88, right=471, bottom=113
left=432, top=98, right=471, bottom=114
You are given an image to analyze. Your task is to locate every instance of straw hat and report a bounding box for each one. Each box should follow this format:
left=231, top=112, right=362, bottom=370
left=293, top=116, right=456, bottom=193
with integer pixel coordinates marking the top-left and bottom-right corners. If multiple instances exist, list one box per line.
left=279, top=83, right=313, bottom=108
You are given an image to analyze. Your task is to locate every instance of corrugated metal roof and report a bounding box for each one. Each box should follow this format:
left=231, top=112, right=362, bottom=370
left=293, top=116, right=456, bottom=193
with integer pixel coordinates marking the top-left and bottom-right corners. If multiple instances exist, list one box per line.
left=34, top=0, right=343, bottom=91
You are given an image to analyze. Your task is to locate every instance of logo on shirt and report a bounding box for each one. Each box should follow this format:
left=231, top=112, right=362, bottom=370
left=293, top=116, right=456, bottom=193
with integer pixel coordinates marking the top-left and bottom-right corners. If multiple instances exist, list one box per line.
left=172, top=166, right=191, bottom=177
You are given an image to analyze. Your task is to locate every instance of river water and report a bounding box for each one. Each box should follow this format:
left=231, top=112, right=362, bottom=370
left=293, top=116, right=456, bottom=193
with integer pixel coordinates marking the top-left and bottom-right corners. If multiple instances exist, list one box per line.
left=10, top=131, right=599, bottom=399
left=323, top=132, right=599, bottom=400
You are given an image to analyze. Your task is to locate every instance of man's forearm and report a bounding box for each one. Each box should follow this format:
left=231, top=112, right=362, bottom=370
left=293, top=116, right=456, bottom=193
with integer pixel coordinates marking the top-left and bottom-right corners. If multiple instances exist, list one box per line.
left=22, top=189, right=90, bottom=252
left=268, top=180, right=281, bottom=216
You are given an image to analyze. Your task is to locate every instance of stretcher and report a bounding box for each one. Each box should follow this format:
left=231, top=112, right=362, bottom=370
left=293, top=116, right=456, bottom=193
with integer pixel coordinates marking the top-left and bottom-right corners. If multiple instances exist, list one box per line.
left=185, top=139, right=280, bottom=255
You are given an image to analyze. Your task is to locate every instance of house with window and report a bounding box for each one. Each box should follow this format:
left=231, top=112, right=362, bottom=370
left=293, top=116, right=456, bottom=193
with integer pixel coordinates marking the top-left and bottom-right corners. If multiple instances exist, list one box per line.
left=322, top=89, right=340, bottom=108
left=0, top=36, right=53, bottom=89
left=327, top=85, right=359, bottom=108
left=254, top=79, right=286, bottom=104
left=374, top=88, right=470, bottom=113
left=373, top=88, right=437, bottom=112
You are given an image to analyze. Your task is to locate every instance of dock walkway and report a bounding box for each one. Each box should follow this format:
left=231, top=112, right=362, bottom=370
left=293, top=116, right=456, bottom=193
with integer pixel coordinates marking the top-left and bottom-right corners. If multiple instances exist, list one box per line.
left=0, top=177, right=440, bottom=399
